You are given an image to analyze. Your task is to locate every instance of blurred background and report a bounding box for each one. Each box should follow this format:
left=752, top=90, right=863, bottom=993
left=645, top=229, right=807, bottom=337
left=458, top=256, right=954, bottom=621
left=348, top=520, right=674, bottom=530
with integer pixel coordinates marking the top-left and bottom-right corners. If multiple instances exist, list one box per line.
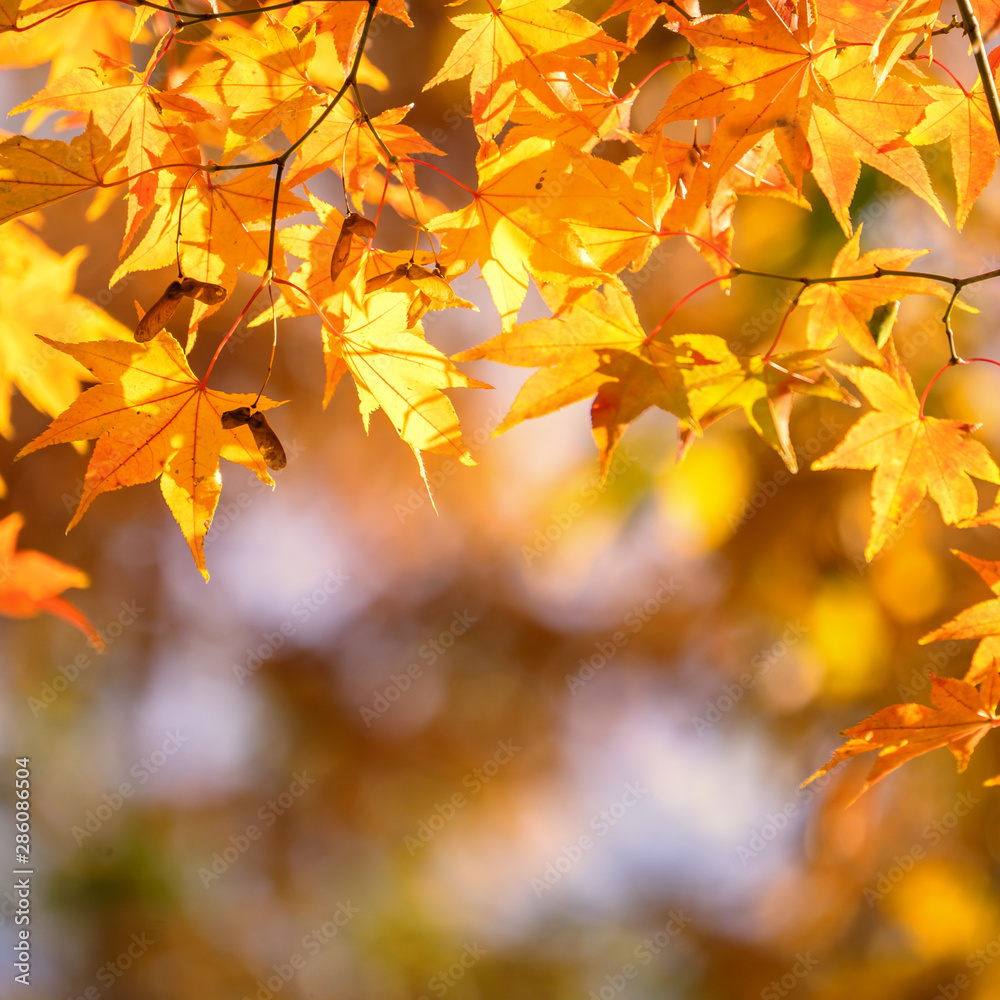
left=6, top=1, right=1000, bottom=998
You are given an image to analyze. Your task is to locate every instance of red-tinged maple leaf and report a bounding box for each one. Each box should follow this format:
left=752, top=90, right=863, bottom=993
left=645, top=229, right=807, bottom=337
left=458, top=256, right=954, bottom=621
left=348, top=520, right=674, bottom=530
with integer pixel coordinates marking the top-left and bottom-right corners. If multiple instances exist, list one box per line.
left=0, top=0, right=17, bottom=31
left=599, top=0, right=700, bottom=47
left=305, top=0, right=412, bottom=71
left=428, top=136, right=600, bottom=332
left=975, top=0, right=1000, bottom=38
left=920, top=550, right=1000, bottom=685
left=16, top=333, right=282, bottom=580
left=802, top=660, right=1000, bottom=802
left=0, top=512, right=103, bottom=650
left=797, top=225, right=957, bottom=362
left=908, top=81, right=999, bottom=231
left=649, top=0, right=834, bottom=191
left=811, top=344, right=1000, bottom=561
left=424, top=0, right=628, bottom=140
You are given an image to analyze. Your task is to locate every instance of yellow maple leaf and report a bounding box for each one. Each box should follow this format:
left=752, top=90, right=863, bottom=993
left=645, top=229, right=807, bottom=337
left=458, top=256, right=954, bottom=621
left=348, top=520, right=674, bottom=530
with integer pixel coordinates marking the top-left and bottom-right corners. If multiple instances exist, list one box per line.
left=811, top=344, right=1000, bottom=561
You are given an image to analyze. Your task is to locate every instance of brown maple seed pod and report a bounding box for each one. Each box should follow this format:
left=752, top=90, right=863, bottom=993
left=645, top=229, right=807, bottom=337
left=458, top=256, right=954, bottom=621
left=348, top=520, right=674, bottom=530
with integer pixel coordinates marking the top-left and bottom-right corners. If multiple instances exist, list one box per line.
left=220, top=407, right=286, bottom=470
left=134, top=281, right=186, bottom=342
left=247, top=412, right=287, bottom=470
left=220, top=406, right=252, bottom=429
left=365, top=263, right=410, bottom=293
left=177, top=277, right=228, bottom=304
left=330, top=212, right=378, bottom=283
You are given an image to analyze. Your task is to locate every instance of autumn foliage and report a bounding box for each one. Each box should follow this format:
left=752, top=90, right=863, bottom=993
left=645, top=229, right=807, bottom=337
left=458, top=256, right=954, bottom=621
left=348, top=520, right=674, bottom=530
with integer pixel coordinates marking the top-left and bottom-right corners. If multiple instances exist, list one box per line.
left=7, top=0, right=1000, bottom=796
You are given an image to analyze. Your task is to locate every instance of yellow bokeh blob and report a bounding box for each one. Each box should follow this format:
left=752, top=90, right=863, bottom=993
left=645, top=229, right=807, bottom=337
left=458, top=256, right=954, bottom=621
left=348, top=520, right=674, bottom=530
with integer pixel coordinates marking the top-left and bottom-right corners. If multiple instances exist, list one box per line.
left=809, top=577, right=890, bottom=698
left=657, top=433, right=753, bottom=554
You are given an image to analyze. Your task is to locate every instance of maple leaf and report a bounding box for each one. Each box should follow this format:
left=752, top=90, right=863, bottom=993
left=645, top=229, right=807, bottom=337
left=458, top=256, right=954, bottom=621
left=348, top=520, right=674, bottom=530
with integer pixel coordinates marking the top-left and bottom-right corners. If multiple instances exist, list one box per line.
left=112, top=166, right=308, bottom=338
left=0, top=511, right=103, bottom=649
left=177, top=20, right=324, bottom=158
left=649, top=0, right=833, bottom=191
left=802, top=660, right=1000, bottom=801
left=429, top=136, right=600, bottom=332
left=285, top=101, right=442, bottom=194
left=0, top=115, right=124, bottom=225
left=811, top=344, right=1000, bottom=561
left=457, top=286, right=728, bottom=475
left=313, top=275, right=488, bottom=466
left=797, top=225, right=957, bottom=362
left=680, top=348, right=859, bottom=473
left=424, top=0, right=627, bottom=140
left=599, top=0, right=700, bottom=46
left=16, top=333, right=281, bottom=580
left=920, top=550, right=1000, bottom=685
left=805, top=47, right=943, bottom=234
left=0, top=220, right=132, bottom=444
left=908, top=81, right=999, bottom=231
left=14, top=56, right=209, bottom=249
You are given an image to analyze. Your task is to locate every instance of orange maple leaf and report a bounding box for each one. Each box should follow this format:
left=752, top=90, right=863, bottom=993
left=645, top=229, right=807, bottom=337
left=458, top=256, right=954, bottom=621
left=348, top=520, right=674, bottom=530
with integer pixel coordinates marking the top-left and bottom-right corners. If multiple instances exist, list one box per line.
left=921, top=551, right=1000, bottom=685
left=908, top=80, right=999, bottom=231
left=424, top=0, right=627, bottom=140
left=0, top=512, right=103, bottom=650
left=803, top=660, right=1000, bottom=802
left=811, top=344, right=1000, bottom=560
left=16, top=333, right=281, bottom=580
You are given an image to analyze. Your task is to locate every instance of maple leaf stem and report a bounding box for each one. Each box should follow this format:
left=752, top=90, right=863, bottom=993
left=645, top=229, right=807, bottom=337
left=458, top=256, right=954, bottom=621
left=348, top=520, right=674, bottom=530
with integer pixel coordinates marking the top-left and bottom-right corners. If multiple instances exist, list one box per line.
left=404, top=157, right=476, bottom=196
left=622, top=57, right=688, bottom=102
left=131, top=0, right=305, bottom=25
left=660, top=230, right=735, bottom=267
left=956, top=0, right=1000, bottom=148
left=647, top=274, right=729, bottom=342
left=762, top=294, right=802, bottom=363
left=919, top=358, right=969, bottom=418
left=265, top=160, right=285, bottom=272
